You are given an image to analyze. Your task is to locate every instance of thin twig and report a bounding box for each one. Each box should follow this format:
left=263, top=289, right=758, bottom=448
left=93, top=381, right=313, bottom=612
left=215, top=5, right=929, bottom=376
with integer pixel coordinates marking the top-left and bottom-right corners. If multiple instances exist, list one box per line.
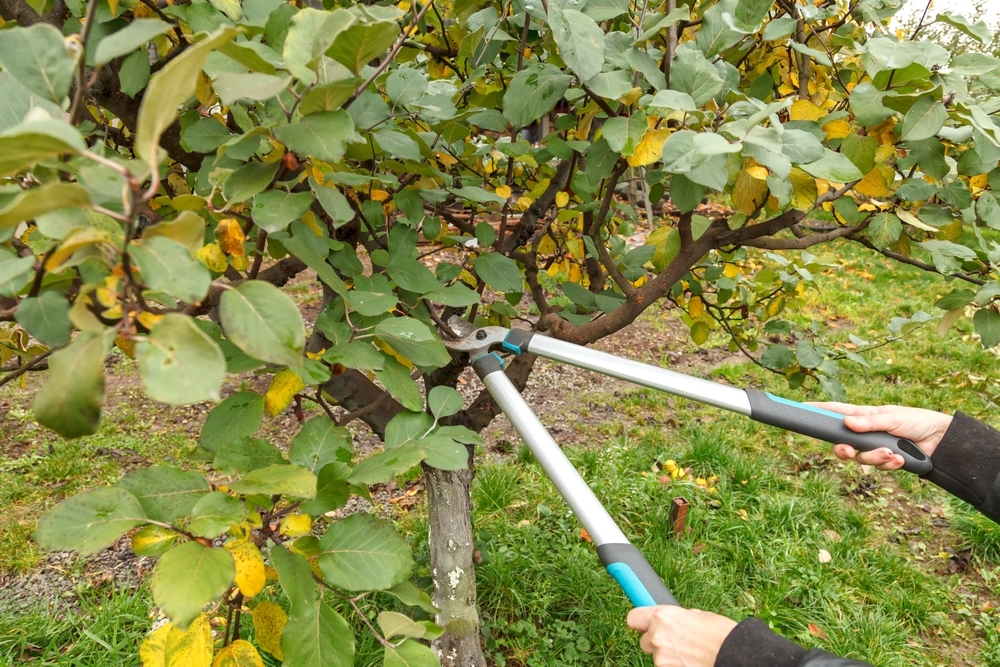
left=337, top=392, right=391, bottom=428
left=69, top=0, right=101, bottom=124
left=425, top=300, right=459, bottom=339
left=0, top=348, right=56, bottom=389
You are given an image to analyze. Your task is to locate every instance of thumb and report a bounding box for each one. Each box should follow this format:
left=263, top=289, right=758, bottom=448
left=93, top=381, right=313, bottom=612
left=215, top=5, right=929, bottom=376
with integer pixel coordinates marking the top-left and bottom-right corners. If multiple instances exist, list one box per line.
left=627, top=607, right=654, bottom=632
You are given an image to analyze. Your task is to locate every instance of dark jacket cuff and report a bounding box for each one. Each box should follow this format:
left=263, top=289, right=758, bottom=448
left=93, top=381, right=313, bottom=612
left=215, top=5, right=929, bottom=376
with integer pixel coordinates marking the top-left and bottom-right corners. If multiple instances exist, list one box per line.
left=714, top=618, right=804, bottom=667
left=924, top=411, right=1000, bottom=519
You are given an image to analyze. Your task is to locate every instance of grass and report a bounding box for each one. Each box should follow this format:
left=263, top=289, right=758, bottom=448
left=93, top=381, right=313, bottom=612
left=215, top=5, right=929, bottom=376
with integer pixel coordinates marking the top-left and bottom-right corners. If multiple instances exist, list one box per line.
left=5, top=239, right=1000, bottom=665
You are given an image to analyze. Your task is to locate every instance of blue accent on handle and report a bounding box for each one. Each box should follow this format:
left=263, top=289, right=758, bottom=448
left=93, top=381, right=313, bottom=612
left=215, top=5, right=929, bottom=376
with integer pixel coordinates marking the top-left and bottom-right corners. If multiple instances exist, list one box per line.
left=470, top=351, right=507, bottom=368
left=502, top=340, right=521, bottom=355
left=606, top=563, right=658, bottom=607
left=765, top=393, right=845, bottom=420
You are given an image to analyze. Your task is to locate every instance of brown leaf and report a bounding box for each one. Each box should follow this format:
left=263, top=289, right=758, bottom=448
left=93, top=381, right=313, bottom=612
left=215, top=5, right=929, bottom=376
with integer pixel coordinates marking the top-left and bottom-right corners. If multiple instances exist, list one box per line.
left=823, top=530, right=841, bottom=542
left=580, top=528, right=592, bottom=543
left=808, top=623, right=829, bottom=640
left=692, top=543, right=705, bottom=555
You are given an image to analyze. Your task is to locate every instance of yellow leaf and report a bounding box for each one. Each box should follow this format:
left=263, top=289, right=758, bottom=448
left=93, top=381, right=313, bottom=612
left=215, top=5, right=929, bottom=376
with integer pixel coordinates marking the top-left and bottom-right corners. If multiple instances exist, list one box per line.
left=822, top=119, right=852, bottom=140
left=971, top=173, right=989, bottom=192
left=115, top=335, right=137, bottom=358
left=225, top=540, right=266, bottom=598
left=108, top=0, right=120, bottom=16
left=140, top=625, right=171, bottom=667
left=874, top=144, right=896, bottom=164
left=790, top=99, right=826, bottom=122
left=870, top=118, right=897, bottom=145
left=937, top=218, right=963, bottom=242
left=197, top=242, right=229, bottom=273
left=196, top=71, right=215, bottom=107
left=688, top=295, right=704, bottom=318
left=264, top=369, right=306, bottom=417
left=495, top=185, right=512, bottom=199
left=852, top=168, right=891, bottom=198
left=745, top=165, right=769, bottom=180
left=626, top=128, right=671, bottom=167
left=45, top=228, right=115, bottom=272
left=215, top=218, right=246, bottom=256
left=212, top=640, right=264, bottom=667
left=577, top=109, right=598, bottom=141
left=137, top=312, right=163, bottom=330
left=516, top=196, right=533, bottom=211
left=167, top=171, right=192, bottom=196
left=142, top=211, right=206, bottom=252
left=620, top=87, right=642, bottom=106
left=264, top=565, right=279, bottom=580
left=164, top=614, right=213, bottom=667
left=555, top=191, right=570, bottom=207
left=251, top=602, right=287, bottom=660
left=766, top=294, right=785, bottom=318
left=280, top=513, right=313, bottom=537
left=133, top=2, right=157, bottom=18
left=732, top=168, right=769, bottom=215
left=371, top=189, right=390, bottom=202
left=231, top=253, right=249, bottom=271
left=723, top=264, right=740, bottom=279
left=435, top=151, right=457, bottom=168
left=789, top=167, right=818, bottom=211
left=310, top=164, right=325, bottom=185
left=537, top=234, right=556, bottom=255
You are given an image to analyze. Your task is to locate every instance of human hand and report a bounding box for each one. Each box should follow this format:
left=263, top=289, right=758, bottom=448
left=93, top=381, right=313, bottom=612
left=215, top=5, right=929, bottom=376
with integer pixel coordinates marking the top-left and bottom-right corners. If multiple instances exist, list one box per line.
left=809, top=402, right=952, bottom=471
left=626, top=606, right=737, bottom=667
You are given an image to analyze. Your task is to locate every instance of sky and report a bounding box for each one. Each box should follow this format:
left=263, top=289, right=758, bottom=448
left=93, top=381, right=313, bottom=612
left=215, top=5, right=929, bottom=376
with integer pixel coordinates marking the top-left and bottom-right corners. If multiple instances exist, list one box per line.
left=893, top=0, right=1000, bottom=30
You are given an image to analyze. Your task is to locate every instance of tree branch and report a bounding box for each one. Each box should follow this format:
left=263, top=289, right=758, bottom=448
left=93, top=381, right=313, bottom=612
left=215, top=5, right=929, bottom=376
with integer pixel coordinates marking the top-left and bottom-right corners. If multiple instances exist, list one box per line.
left=0, top=348, right=56, bottom=389
left=849, top=234, right=987, bottom=286
left=742, top=221, right=867, bottom=250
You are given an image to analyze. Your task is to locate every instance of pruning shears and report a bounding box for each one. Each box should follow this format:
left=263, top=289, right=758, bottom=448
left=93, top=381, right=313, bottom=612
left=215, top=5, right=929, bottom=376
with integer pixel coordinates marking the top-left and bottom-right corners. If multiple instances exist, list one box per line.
left=444, top=323, right=933, bottom=608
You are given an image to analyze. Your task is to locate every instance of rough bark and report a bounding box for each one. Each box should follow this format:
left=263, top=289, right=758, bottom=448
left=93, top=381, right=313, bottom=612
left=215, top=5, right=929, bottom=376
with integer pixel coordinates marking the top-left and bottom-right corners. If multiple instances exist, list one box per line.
left=425, top=458, right=486, bottom=667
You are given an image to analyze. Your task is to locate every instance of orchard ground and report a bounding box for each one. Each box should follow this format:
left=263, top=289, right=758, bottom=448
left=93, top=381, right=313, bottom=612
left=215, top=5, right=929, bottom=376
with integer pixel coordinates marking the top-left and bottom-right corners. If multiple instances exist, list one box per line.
left=3, top=240, right=1000, bottom=666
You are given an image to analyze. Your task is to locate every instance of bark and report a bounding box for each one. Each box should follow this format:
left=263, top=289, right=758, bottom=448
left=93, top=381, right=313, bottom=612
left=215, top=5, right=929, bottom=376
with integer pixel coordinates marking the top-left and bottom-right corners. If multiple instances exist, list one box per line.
left=425, top=458, right=486, bottom=667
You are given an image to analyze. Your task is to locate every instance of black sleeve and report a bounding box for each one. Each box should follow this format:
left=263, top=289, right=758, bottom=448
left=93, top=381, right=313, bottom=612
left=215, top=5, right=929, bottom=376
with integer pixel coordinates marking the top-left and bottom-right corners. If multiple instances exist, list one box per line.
left=714, top=619, right=873, bottom=667
left=922, top=410, right=1000, bottom=523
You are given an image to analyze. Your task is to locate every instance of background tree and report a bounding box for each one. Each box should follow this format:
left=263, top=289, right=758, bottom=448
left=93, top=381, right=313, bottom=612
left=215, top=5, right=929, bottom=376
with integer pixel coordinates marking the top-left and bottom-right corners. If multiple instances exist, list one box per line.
left=3, top=0, right=1000, bottom=664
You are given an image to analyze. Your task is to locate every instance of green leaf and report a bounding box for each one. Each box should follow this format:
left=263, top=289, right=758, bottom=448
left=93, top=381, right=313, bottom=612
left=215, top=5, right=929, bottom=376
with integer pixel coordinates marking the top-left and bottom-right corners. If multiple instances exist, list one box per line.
left=661, top=130, right=741, bottom=174
left=865, top=213, right=902, bottom=250
left=274, top=109, right=355, bottom=164
left=801, top=150, right=864, bottom=182
left=214, top=437, right=286, bottom=474
left=434, top=425, right=484, bottom=446
left=0, top=24, right=75, bottom=103
left=230, top=464, right=317, bottom=498
left=387, top=69, right=427, bottom=106
left=327, top=20, right=400, bottom=74
left=135, top=27, right=237, bottom=172
left=428, top=386, right=462, bottom=419
left=311, top=179, right=354, bottom=226
left=0, top=118, right=87, bottom=178
left=33, top=331, right=111, bottom=439
left=386, top=581, right=438, bottom=614
left=949, top=53, right=1000, bottom=77
left=384, top=639, right=439, bottom=667
left=200, top=391, right=265, bottom=451
left=130, top=237, right=211, bottom=305
left=181, top=118, right=231, bottom=153
left=734, top=0, right=772, bottom=27
left=152, top=542, right=235, bottom=629
left=300, top=462, right=351, bottom=515
left=974, top=308, right=1000, bottom=348
left=503, top=63, right=572, bottom=129
left=289, top=417, right=352, bottom=473
left=601, top=113, right=647, bottom=156
left=419, top=436, right=468, bottom=471
left=387, top=257, right=440, bottom=293
left=583, top=0, right=629, bottom=20
left=316, top=514, right=413, bottom=591
left=849, top=82, right=894, bottom=127
left=94, top=19, right=174, bottom=65
left=0, top=255, right=34, bottom=296
left=425, top=283, right=480, bottom=307
left=214, top=72, right=291, bottom=105
left=473, top=253, right=523, bottom=293
left=323, top=341, right=386, bottom=369
left=669, top=46, right=723, bottom=106
left=15, top=291, right=70, bottom=346
left=649, top=89, right=697, bottom=112
left=281, top=600, right=355, bottom=667
left=283, top=8, right=356, bottom=82
left=936, top=13, right=991, bottom=45
left=119, top=50, right=151, bottom=98
left=116, top=466, right=210, bottom=523
left=935, top=288, right=975, bottom=310
left=34, top=488, right=146, bottom=556
left=375, top=317, right=451, bottom=368
left=760, top=344, right=794, bottom=371
left=795, top=340, right=824, bottom=369
left=378, top=611, right=427, bottom=641
left=0, top=183, right=90, bottom=230
left=187, top=491, right=248, bottom=539
left=281, top=233, right=349, bottom=297
left=223, top=161, right=281, bottom=204
left=270, top=544, right=317, bottom=615
left=375, top=356, right=423, bottom=411
left=348, top=446, right=426, bottom=485
left=220, top=281, right=305, bottom=367
left=136, top=314, right=225, bottom=405
left=251, top=190, right=314, bottom=233
left=0, top=71, right=62, bottom=133
left=977, top=191, right=1000, bottom=229
left=385, top=411, right=434, bottom=449
left=375, top=129, right=422, bottom=161
left=901, top=95, right=946, bottom=142
left=548, top=5, right=605, bottom=83
left=208, top=0, right=243, bottom=21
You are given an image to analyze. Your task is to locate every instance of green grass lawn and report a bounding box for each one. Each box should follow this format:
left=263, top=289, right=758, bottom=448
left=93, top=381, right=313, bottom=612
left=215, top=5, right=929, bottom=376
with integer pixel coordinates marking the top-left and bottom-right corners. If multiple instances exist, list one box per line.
left=5, top=239, right=1000, bottom=666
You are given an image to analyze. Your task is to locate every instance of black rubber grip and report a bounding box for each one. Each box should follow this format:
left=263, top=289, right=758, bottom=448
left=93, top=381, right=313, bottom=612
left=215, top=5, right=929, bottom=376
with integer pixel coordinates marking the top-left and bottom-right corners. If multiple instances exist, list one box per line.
left=597, top=543, right=678, bottom=607
left=471, top=353, right=506, bottom=379
left=503, top=328, right=535, bottom=355
left=745, top=389, right=932, bottom=475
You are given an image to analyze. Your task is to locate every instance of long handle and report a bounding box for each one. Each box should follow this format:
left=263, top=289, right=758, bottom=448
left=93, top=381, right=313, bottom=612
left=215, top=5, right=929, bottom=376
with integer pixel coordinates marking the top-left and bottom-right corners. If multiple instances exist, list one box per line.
left=504, top=330, right=933, bottom=476
left=744, top=390, right=932, bottom=475
left=472, top=353, right=678, bottom=607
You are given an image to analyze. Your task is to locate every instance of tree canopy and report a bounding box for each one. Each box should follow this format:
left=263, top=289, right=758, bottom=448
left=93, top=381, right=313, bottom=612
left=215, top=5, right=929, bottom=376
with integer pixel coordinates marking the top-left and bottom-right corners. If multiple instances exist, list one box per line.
left=4, top=0, right=1000, bottom=664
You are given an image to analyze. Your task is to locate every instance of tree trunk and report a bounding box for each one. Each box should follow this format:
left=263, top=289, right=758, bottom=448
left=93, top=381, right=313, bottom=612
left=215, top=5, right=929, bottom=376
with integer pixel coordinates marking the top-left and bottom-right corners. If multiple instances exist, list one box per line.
left=425, top=456, right=486, bottom=667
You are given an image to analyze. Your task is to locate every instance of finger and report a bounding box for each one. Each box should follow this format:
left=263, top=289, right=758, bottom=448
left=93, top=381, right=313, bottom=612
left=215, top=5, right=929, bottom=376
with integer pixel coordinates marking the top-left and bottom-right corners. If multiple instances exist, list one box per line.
left=853, top=447, right=898, bottom=467
left=639, top=631, right=655, bottom=654
left=875, top=454, right=905, bottom=471
left=833, top=444, right=856, bottom=460
left=627, top=607, right=654, bottom=632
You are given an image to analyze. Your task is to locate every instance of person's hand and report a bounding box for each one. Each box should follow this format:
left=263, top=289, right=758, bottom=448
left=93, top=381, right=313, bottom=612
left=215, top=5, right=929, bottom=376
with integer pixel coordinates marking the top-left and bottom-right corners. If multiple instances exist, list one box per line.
left=626, top=606, right=737, bottom=667
left=810, top=402, right=952, bottom=471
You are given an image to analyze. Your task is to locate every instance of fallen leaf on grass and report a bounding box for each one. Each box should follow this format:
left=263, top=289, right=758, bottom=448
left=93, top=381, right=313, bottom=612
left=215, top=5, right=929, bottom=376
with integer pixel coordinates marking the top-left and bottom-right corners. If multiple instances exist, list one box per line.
left=823, top=530, right=841, bottom=542
left=737, top=509, right=748, bottom=521
left=808, top=623, right=829, bottom=640
left=692, top=543, right=705, bottom=555
left=818, top=549, right=832, bottom=564
left=580, top=528, right=592, bottom=543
